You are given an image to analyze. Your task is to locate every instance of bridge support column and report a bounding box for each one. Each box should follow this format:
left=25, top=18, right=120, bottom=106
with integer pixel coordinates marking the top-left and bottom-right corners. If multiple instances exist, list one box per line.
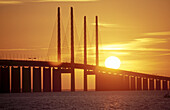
left=137, top=77, right=142, bottom=90
left=163, top=80, right=167, bottom=90
left=96, top=72, right=115, bottom=91
left=143, top=78, right=148, bottom=90
left=112, top=74, right=118, bottom=90
left=71, top=68, right=75, bottom=91
left=119, top=75, right=124, bottom=90
left=33, top=67, right=41, bottom=92
left=156, top=79, right=161, bottom=90
left=0, top=66, right=2, bottom=93
left=149, top=78, right=154, bottom=90
left=84, top=69, right=87, bottom=91
left=124, top=75, right=129, bottom=90
left=53, top=67, right=61, bottom=92
left=0, top=66, right=10, bottom=93
left=95, top=71, right=101, bottom=91
left=11, top=66, right=20, bottom=93
left=43, top=67, right=51, bottom=92
left=111, top=74, right=123, bottom=91
left=22, top=67, right=31, bottom=92
left=131, top=76, right=135, bottom=90
left=169, top=80, right=170, bottom=90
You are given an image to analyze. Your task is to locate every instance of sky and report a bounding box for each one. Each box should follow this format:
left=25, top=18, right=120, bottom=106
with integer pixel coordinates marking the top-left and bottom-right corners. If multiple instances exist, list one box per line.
left=0, top=0, right=170, bottom=90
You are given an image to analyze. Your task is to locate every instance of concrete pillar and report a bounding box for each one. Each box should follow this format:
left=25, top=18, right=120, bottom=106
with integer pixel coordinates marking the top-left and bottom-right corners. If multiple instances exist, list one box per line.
left=112, top=74, right=122, bottom=91
left=22, top=67, right=31, bottom=92
left=143, top=78, right=148, bottom=90
left=169, top=80, right=170, bottom=90
left=11, top=66, right=20, bottom=93
left=149, top=78, right=154, bottom=90
left=163, top=80, right=167, bottom=90
left=124, top=75, right=129, bottom=90
left=43, top=67, right=51, bottom=92
left=131, top=76, right=135, bottom=90
left=119, top=75, right=124, bottom=90
left=33, top=67, right=41, bottom=92
left=71, top=68, right=75, bottom=91
left=156, top=79, right=161, bottom=90
left=84, top=69, right=87, bottom=91
left=96, top=72, right=107, bottom=91
left=122, top=75, right=126, bottom=90
left=0, top=66, right=2, bottom=93
left=137, top=77, right=142, bottom=90
left=53, top=67, right=61, bottom=92
left=95, top=71, right=101, bottom=91
left=84, top=16, right=87, bottom=91
left=96, top=72, right=116, bottom=91
left=0, top=66, right=10, bottom=93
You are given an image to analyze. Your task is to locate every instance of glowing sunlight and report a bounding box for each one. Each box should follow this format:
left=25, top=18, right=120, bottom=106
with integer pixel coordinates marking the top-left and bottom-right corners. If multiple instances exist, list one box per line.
left=105, top=56, right=121, bottom=69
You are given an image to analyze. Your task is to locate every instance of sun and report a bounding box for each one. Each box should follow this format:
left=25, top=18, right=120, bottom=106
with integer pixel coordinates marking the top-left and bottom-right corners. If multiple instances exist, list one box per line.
left=105, top=56, right=121, bottom=69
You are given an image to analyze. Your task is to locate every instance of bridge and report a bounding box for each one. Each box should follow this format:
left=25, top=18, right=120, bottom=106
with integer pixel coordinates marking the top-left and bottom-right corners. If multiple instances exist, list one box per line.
left=0, top=7, right=170, bottom=93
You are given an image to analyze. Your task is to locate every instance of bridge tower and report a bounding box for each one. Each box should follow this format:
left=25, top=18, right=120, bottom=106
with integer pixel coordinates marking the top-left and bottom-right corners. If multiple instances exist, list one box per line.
left=53, top=7, right=61, bottom=92
left=84, top=16, right=87, bottom=91
left=96, top=16, right=99, bottom=66
left=71, top=7, right=75, bottom=91
left=95, top=16, right=99, bottom=91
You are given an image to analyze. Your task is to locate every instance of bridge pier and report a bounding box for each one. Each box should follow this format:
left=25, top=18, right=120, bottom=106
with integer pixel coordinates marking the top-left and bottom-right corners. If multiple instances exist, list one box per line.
left=119, top=75, right=124, bottom=90
left=33, top=67, right=41, bottom=92
left=137, top=77, right=142, bottom=90
left=96, top=72, right=116, bottom=91
left=149, top=78, right=154, bottom=90
left=0, top=66, right=10, bottom=93
left=95, top=72, right=103, bottom=91
left=122, top=75, right=126, bottom=90
left=112, top=74, right=123, bottom=91
left=169, top=80, right=170, bottom=90
left=163, top=80, right=167, bottom=90
left=143, top=78, right=148, bottom=90
left=43, top=67, right=51, bottom=92
left=131, top=76, right=135, bottom=90
left=53, top=67, right=61, bottom=92
left=0, top=66, right=2, bottom=93
left=84, top=69, right=87, bottom=91
left=95, top=71, right=99, bottom=91
left=156, top=79, right=161, bottom=90
left=124, top=75, right=129, bottom=90
left=11, top=66, right=20, bottom=93
left=22, top=66, right=31, bottom=92
left=71, top=68, right=75, bottom=91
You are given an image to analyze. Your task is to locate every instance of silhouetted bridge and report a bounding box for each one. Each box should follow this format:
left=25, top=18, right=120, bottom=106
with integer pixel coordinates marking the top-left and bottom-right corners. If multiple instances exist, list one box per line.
left=0, top=7, right=170, bottom=93
left=0, top=59, right=170, bottom=93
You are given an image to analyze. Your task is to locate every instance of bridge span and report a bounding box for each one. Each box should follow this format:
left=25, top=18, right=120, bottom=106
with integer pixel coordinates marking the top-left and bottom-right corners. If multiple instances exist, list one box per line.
left=1, top=7, right=170, bottom=93
left=0, top=59, right=170, bottom=93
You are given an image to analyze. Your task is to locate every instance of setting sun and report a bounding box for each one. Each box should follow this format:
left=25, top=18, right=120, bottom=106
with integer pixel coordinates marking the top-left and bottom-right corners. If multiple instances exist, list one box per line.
left=105, top=56, right=121, bottom=69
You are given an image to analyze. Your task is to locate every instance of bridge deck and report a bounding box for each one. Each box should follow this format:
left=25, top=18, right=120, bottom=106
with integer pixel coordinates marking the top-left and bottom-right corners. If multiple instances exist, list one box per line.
left=0, top=60, right=170, bottom=80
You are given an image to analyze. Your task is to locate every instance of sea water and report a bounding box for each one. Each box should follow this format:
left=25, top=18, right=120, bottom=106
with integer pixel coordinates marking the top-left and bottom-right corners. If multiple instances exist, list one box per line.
left=0, top=91, right=170, bottom=110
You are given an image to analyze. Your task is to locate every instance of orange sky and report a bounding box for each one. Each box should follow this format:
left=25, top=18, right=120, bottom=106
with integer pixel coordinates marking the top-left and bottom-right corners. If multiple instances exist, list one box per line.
left=0, top=0, right=170, bottom=90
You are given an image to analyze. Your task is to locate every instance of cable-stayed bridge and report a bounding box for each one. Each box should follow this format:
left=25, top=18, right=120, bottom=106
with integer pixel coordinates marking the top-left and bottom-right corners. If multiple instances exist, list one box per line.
left=0, top=7, right=170, bottom=93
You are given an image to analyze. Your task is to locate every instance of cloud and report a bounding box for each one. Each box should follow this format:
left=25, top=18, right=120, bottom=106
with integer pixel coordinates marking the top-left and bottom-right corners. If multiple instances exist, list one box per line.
left=142, top=31, right=170, bottom=36
left=0, top=48, right=48, bottom=51
left=134, top=38, right=167, bottom=44
left=91, top=23, right=122, bottom=28
left=34, top=0, right=98, bottom=2
left=159, top=53, right=170, bottom=56
left=99, top=37, right=169, bottom=52
left=0, top=0, right=97, bottom=4
left=0, top=0, right=22, bottom=4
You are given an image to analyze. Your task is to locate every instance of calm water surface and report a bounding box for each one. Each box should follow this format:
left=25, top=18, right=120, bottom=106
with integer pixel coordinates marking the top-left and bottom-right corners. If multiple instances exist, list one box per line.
left=0, top=91, right=170, bottom=110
